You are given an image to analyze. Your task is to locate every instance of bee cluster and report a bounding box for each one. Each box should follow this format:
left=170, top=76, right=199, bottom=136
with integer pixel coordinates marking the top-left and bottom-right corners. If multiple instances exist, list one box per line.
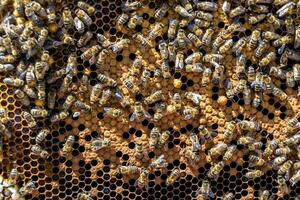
left=0, top=0, right=299, bottom=199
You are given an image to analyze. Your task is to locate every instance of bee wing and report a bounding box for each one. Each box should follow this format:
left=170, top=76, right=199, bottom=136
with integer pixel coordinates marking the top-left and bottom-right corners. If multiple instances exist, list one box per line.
left=26, top=48, right=37, bottom=60
left=103, top=107, right=110, bottom=112
left=115, top=90, right=124, bottom=99
left=144, top=111, right=151, bottom=118
left=72, top=112, right=81, bottom=118
left=89, top=55, right=96, bottom=65
left=284, top=171, right=290, bottom=181
left=184, top=114, right=192, bottom=120
left=277, top=44, right=286, bottom=54
left=129, top=112, right=137, bottom=121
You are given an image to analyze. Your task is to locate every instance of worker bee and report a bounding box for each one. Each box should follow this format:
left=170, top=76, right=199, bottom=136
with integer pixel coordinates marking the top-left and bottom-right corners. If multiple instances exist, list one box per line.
left=232, top=37, right=247, bottom=55
left=136, top=168, right=149, bottom=189
left=96, top=49, right=109, bottom=68
left=201, top=68, right=212, bottom=86
left=184, top=92, right=201, bottom=105
left=198, top=125, right=214, bottom=140
left=248, top=14, right=267, bottom=25
left=61, top=6, right=73, bottom=29
left=37, top=28, right=48, bottom=47
left=132, top=33, right=152, bottom=49
left=222, top=0, right=231, bottom=14
left=75, top=9, right=92, bottom=26
left=158, top=41, right=169, bottom=60
left=19, top=181, right=36, bottom=196
left=218, top=39, right=233, bottom=54
left=184, top=52, right=202, bottom=65
left=174, top=5, right=195, bottom=20
left=78, top=192, right=93, bottom=200
left=275, top=147, right=291, bottom=156
left=117, top=13, right=129, bottom=26
left=181, top=147, right=200, bottom=164
left=273, top=35, right=293, bottom=48
left=251, top=92, right=262, bottom=108
left=134, top=142, right=146, bottom=160
left=224, top=121, right=237, bottom=140
left=196, top=1, right=218, bottom=11
left=74, top=17, right=85, bottom=33
left=286, top=71, right=295, bottom=88
left=183, top=106, right=199, bottom=120
left=91, top=138, right=111, bottom=152
left=130, top=102, right=151, bottom=122
left=62, top=135, right=75, bottom=155
left=223, top=145, right=237, bottom=162
left=90, top=84, right=102, bottom=103
left=255, top=39, right=269, bottom=58
left=77, top=31, right=93, bottom=48
left=278, top=160, right=293, bottom=176
left=50, top=110, right=69, bottom=123
left=272, top=156, right=287, bottom=169
left=149, top=154, right=168, bottom=170
left=283, top=134, right=300, bottom=146
left=293, top=64, right=300, bottom=81
left=153, top=102, right=166, bottom=122
left=248, top=30, right=261, bottom=50
left=35, top=128, right=50, bottom=144
left=144, top=90, right=162, bottom=105
left=23, top=111, right=36, bottom=128
left=237, top=119, right=261, bottom=132
left=242, top=86, right=251, bottom=105
left=249, top=155, right=265, bottom=167
left=123, top=79, right=139, bottom=93
left=14, top=89, right=30, bottom=106
left=149, top=127, right=160, bottom=149
left=238, top=136, right=255, bottom=146
left=47, top=89, right=56, bottom=110
left=166, top=168, right=181, bottom=186
left=290, top=171, right=300, bottom=187
left=77, top=1, right=95, bottom=15
left=3, top=77, right=24, bottom=87
left=185, top=63, right=203, bottom=73
left=8, top=168, right=19, bottom=184
left=207, top=161, right=224, bottom=179
left=247, top=65, right=256, bottom=82
left=190, top=132, right=200, bottom=152
left=167, top=19, right=178, bottom=40
left=127, top=13, right=143, bottom=30
left=0, top=123, right=11, bottom=138
left=31, top=145, right=49, bottom=158
left=295, top=27, right=300, bottom=49
left=272, top=86, right=289, bottom=101
left=157, top=130, right=172, bottom=148
left=174, top=51, right=184, bottom=71
left=119, top=165, right=139, bottom=175
left=245, top=170, right=263, bottom=179
left=99, top=89, right=112, bottom=106
left=148, top=22, right=165, bottom=41
left=258, top=190, right=270, bottom=200
left=175, top=29, right=190, bottom=49
left=259, top=52, right=276, bottom=67
left=263, top=140, right=278, bottom=158
left=229, top=5, right=246, bottom=18
left=62, top=94, right=76, bottom=110
left=121, top=0, right=143, bottom=12
left=202, top=28, right=214, bottom=46
left=46, top=68, right=66, bottom=84
left=81, top=45, right=101, bottom=63
left=187, top=33, right=202, bottom=48
left=248, top=141, right=263, bottom=152
left=57, top=73, right=72, bottom=95
left=115, top=90, right=131, bottom=108
left=208, top=143, right=227, bottom=157
left=103, top=107, right=123, bottom=118
left=109, top=39, right=130, bottom=53
left=195, top=180, right=214, bottom=199
left=74, top=100, right=91, bottom=113
left=96, top=33, right=111, bottom=48
left=97, top=73, right=117, bottom=87
left=276, top=2, right=295, bottom=18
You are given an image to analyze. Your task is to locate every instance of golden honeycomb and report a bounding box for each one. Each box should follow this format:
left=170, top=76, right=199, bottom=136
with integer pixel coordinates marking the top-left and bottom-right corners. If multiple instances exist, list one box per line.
left=0, top=0, right=299, bottom=199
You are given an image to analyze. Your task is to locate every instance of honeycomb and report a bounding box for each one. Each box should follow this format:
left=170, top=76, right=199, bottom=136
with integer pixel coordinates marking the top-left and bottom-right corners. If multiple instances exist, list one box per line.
left=0, top=0, right=299, bottom=199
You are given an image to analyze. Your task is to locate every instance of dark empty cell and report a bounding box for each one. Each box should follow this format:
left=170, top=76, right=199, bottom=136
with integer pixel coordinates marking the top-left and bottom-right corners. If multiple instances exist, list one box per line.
left=185, top=124, right=193, bottom=131
left=173, top=139, right=180, bottom=145
left=65, top=124, right=73, bottom=131
left=262, top=108, right=269, bottom=115
left=238, top=99, right=245, bottom=105
left=148, top=109, right=155, bottom=115
left=128, top=142, right=135, bottom=149
left=212, top=86, right=219, bottom=93
left=180, top=163, right=186, bottom=170
left=280, top=113, right=286, bottom=120
left=148, top=152, right=155, bottom=159
left=211, top=123, right=218, bottom=130
left=168, top=142, right=174, bottom=149
left=268, top=98, right=275, bottom=105
left=232, top=36, right=239, bottom=42
left=148, top=123, right=155, bottom=129
left=167, top=163, right=174, bottom=170
left=180, top=84, right=187, bottom=90
left=85, top=135, right=92, bottom=142
left=116, top=54, right=123, bottom=62
left=135, top=130, right=142, bottom=137
left=78, top=146, right=85, bottom=153
left=268, top=113, right=275, bottom=119
left=174, top=72, right=181, bottom=79
left=212, top=94, right=219, bottom=100
left=256, top=105, right=263, bottom=111
left=116, top=151, right=122, bottom=158
left=187, top=49, right=194, bottom=55
left=78, top=124, right=85, bottom=131
left=274, top=102, right=281, bottom=108
left=135, top=25, right=143, bottom=32
left=122, top=132, right=129, bottom=139
left=226, top=100, right=233, bottom=107
left=129, top=128, right=136, bottom=134
left=218, top=22, right=225, bottom=28
left=142, top=119, right=149, bottom=126
left=180, top=127, right=187, bottom=134
left=122, top=154, right=129, bottom=160
left=187, top=80, right=194, bottom=87
left=280, top=106, right=287, bottom=112
left=280, top=84, right=287, bottom=90
left=181, top=76, right=188, bottom=83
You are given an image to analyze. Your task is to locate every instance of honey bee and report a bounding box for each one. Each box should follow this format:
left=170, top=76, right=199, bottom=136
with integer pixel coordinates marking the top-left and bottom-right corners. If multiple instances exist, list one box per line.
left=74, top=100, right=91, bottom=113
left=77, top=31, right=93, bottom=48
left=255, top=39, right=269, bottom=58
left=168, top=19, right=178, bottom=40
left=183, top=106, right=199, bottom=120
left=186, top=33, right=202, bottom=48
left=181, top=147, right=200, bottom=164
left=198, top=125, right=214, bottom=140
left=96, top=49, right=109, bottom=68
left=115, top=90, right=131, bottom=108
left=103, top=107, right=123, bottom=118
left=262, top=31, right=280, bottom=41
left=295, top=27, right=300, bottom=49
left=248, top=14, right=267, bottom=25
left=75, top=9, right=92, bottom=26
left=89, top=84, right=102, bottom=103
left=147, top=22, right=165, bottom=40
left=207, top=161, right=224, bottom=179
left=157, top=41, right=168, bottom=60
left=132, top=33, right=151, bottom=50
left=35, top=128, right=49, bottom=144
left=50, top=110, right=69, bottom=122
left=77, top=1, right=95, bottom=15
left=91, top=138, right=111, bottom=152
left=149, top=154, right=168, bottom=170
left=23, top=111, right=36, bottom=128
left=248, top=141, right=263, bottom=152
left=61, top=6, right=73, bottom=29
left=62, top=94, right=76, bottom=110
left=237, top=119, right=261, bottom=132
left=196, top=1, right=218, bottom=11
left=166, top=168, right=181, bottom=186
left=99, top=89, right=112, bottom=106
left=123, top=79, right=139, bottom=93
left=195, top=180, right=214, bottom=199
left=74, top=17, right=85, bottom=33
left=263, top=140, right=278, bottom=158
left=149, top=127, right=160, bottom=149
left=290, top=171, right=300, bottom=187
left=37, top=28, right=48, bottom=47
left=229, top=5, right=246, bottom=18
left=14, top=89, right=30, bottom=106
left=110, top=39, right=130, bottom=54
left=184, top=52, right=202, bottom=65
left=224, top=121, right=237, bottom=140
left=136, top=168, right=149, bottom=189
left=222, top=1, right=231, bottom=14
left=249, top=155, right=265, bottom=167
left=62, top=135, right=75, bottom=155
left=59, top=73, right=72, bottom=94
left=238, top=136, right=255, bottom=146
left=134, top=142, right=146, bottom=160
left=3, top=77, right=24, bottom=87
left=130, top=102, right=151, bottom=122
left=223, top=145, right=237, bottom=162
left=200, top=68, right=212, bottom=87
left=174, top=5, right=195, bottom=20
left=119, top=165, right=139, bottom=175
left=31, top=145, right=49, bottom=158
left=117, top=13, right=129, bottom=27
left=208, top=143, right=227, bottom=157
left=232, top=37, right=247, bottom=55
left=46, top=68, right=66, bottom=84
left=96, top=33, right=111, bottom=48
left=184, top=92, right=201, bottom=105
left=259, top=52, right=276, bottom=67
left=153, top=102, right=166, bottom=122
left=81, top=45, right=101, bottom=63
left=130, top=58, right=142, bottom=76
left=258, top=190, right=270, bottom=200
left=19, top=181, right=36, bottom=196
left=156, top=130, right=171, bottom=148
left=242, top=86, right=251, bottom=105
left=276, top=2, right=295, bottom=18
left=127, top=13, right=143, bottom=30
left=8, top=168, right=19, bottom=184
left=47, top=89, right=56, bottom=110
left=272, top=156, right=287, bottom=169
left=175, top=51, right=184, bottom=71
left=0, top=55, right=16, bottom=64
left=278, top=160, right=293, bottom=178
left=97, top=73, right=117, bottom=87
left=144, top=90, right=163, bottom=105
left=222, top=192, right=234, bottom=200
left=286, top=71, right=295, bottom=88
left=121, top=1, right=143, bottom=12
left=245, top=170, right=263, bottom=179
left=0, top=123, right=11, bottom=138
left=202, top=28, right=214, bottom=46
left=248, top=30, right=261, bottom=50
left=78, top=192, right=93, bottom=200
left=218, top=39, right=233, bottom=54
left=272, top=86, right=289, bottom=101
left=293, top=64, right=300, bottom=81
left=275, top=146, right=291, bottom=156
left=273, top=35, right=293, bottom=48
left=190, top=132, right=201, bottom=152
